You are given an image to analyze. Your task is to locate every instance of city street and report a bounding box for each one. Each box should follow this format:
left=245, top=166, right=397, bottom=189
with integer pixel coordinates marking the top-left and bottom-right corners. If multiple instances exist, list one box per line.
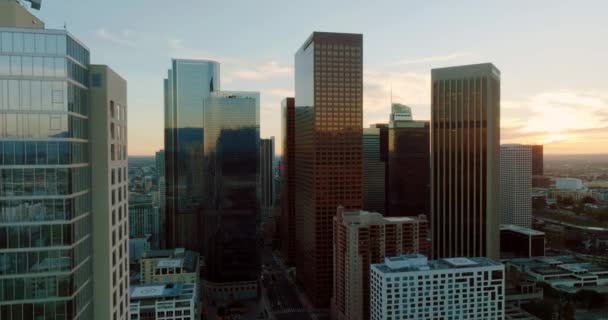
left=262, top=248, right=313, bottom=320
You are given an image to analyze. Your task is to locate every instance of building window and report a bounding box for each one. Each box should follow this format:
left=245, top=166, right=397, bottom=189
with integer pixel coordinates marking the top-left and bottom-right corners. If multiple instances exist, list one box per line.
left=110, top=101, right=115, bottom=118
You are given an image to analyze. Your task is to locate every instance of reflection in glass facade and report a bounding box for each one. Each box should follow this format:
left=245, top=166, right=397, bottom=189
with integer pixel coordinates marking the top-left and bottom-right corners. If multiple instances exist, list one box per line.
left=202, top=91, right=260, bottom=283
left=0, top=28, right=94, bottom=319
left=431, top=63, right=500, bottom=260
left=164, top=60, right=219, bottom=253
left=294, top=32, right=363, bottom=307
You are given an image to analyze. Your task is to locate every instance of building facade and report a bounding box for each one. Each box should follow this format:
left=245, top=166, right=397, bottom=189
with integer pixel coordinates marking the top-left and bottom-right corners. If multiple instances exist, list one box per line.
left=280, top=97, right=296, bottom=265
left=164, top=59, right=219, bottom=253
left=129, top=283, right=200, bottom=320
left=370, top=255, right=505, bottom=320
left=129, top=195, right=160, bottom=247
left=363, top=125, right=386, bottom=214
left=386, top=104, right=430, bottom=217
left=139, top=248, right=200, bottom=285
left=294, top=32, right=363, bottom=307
left=530, top=145, right=543, bottom=176
left=500, top=224, right=545, bottom=258
left=332, top=208, right=428, bottom=320
left=261, top=137, right=275, bottom=224
left=500, top=144, right=532, bottom=228
left=0, top=4, right=129, bottom=319
left=431, top=63, right=501, bottom=259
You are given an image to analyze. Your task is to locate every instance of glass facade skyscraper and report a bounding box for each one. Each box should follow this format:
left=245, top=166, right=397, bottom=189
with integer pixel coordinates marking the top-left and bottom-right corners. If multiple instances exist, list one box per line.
left=164, top=60, right=260, bottom=300
left=0, top=4, right=129, bottom=319
left=0, top=26, right=94, bottom=319
left=164, top=60, right=219, bottom=253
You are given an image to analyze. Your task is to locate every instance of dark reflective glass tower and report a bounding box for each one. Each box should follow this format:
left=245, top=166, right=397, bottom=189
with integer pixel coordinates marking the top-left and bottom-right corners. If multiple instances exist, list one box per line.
left=164, top=59, right=219, bottom=253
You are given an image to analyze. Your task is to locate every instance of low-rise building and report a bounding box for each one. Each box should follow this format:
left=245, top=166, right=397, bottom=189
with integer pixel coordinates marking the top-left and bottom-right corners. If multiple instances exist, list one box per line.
left=129, top=283, right=200, bottom=320
left=140, top=248, right=200, bottom=285
left=370, top=255, right=505, bottom=320
left=500, top=224, right=546, bottom=258
left=506, top=255, right=608, bottom=293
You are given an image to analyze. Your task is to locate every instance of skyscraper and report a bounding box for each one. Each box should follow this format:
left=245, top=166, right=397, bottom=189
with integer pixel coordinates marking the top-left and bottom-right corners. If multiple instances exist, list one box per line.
left=260, top=137, right=275, bottom=210
left=0, top=3, right=129, bottom=319
left=155, top=149, right=164, bottom=179
left=500, top=144, right=532, bottom=228
left=202, top=90, right=260, bottom=300
left=332, top=207, right=428, bottom=320
left=164, top=60, right=260, bottom=300
left=89, top=65, right=130, bottom=320
left=294, top=32, right=363, bottom=307
left=431, top=63, right=500, bottom=259
left=530, top=145, right=543, bottom=176
left=386, top=104, right=430, bottom=217
left=279, top=97, right=296, bottom=265
left=363, top=125, right=386, bottom=214
left=164, top=59, right=219, bottom=253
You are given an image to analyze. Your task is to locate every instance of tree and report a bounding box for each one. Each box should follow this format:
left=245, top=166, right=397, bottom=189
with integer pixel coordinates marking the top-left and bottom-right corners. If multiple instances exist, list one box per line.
left=576, top=289, right=607, bottom=309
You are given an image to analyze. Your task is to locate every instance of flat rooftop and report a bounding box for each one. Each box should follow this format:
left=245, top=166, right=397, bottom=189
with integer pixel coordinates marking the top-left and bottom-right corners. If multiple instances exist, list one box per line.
left=130, top=283, right=185, bottom=300
left=501, top=224, right=545, bottom=236
left=373, top=255, right=502, bottom=274
left=156, top=259, right=183, bottom=269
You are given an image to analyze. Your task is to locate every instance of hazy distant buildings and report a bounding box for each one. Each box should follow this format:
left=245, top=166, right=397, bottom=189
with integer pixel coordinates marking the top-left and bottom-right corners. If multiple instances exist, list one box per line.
left=0, top=4, right=129, bottom=319
left=386, top=104, right=430, bottom=217
left=280, top=97, right=296, bottom=265
left=363, top=125, right=386, bottom=214
left=164, top=60, right=260, bottom=300
left=431, top=63, right=501, bottom=259
left=500, top=144, right=532, bottom=228
left=370, top=255, right=505, bottom=320
left=332, top=208, right=428, bottom=320
left=294, top=32, right=363, bottom=307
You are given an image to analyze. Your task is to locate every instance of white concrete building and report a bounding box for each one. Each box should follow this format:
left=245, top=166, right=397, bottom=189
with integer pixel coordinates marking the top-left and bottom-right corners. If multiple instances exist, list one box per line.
left=129, top=283, right=200, bottom=320
left=500, top=144, right=533, bottom=228
left=555, top=177, right=586, bottom=191
left=370, top=255, right=505, bottom=320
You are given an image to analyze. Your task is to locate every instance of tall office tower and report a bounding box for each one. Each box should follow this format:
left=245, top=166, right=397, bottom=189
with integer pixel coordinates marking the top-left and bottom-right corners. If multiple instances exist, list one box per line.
left=260, top=137, right=275, bottom=217
left=0, top=3, right=129, bottom=319
left=386, top=104, right=430, bottom=217
left=164, top=59, right=260, bottom=300
left=370, top=255, right=505, bottom=320
left=294, top=32, right=363, bottom=307
left=431, top=63, right=501, bottom=260
left=202, top=91, right=260, bottom=300
left=280, top=97, right=296, bottom=265
left=332, top=208, right=428, bottom=320
left=530, top=145, right=543, bottom=176
left=89, top=65, right=130, bottom=320
left=363, top=124, right=386, bottom=214
left=164, top=59, right=219, bottom=253
left=500, top=144, right=532, bottom=228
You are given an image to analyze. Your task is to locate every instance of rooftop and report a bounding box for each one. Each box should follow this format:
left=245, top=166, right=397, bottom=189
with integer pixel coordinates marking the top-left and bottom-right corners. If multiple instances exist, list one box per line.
left=373, top=254, right=502, bottom=274
left=501, top=224, right=545, bottom=236
left=130, top=283, right=187, bottom=300
left=142, top=248, right=199, bottom=273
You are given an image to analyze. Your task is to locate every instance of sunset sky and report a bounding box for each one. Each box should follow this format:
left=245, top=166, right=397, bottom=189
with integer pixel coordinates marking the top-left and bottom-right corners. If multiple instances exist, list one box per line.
left=37, top=0, right=608, bottom=155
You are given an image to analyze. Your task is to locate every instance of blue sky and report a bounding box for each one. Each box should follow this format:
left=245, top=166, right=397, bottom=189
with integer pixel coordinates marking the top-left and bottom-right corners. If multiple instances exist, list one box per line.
left=36, top=0, right=608, bottom=155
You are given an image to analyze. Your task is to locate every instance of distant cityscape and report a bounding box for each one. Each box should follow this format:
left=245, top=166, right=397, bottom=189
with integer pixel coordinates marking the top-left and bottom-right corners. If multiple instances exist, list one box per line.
left=1, top=1, right=608, bottom=320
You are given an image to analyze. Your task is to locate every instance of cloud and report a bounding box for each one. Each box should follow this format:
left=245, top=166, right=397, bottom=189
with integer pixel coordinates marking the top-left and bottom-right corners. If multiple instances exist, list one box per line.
left=96, top=28, right=137, bottom=47
left=231, top=61, right=293, bottom=80
left=501, top=91, right=608, bottom=147
left=393, top=52, right=471, bottom=66
left=363, top=68, right=430, bottom=125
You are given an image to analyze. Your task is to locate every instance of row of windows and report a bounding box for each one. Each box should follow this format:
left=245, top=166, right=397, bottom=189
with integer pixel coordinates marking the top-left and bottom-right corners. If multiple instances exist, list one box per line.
left=0, top=166, right=90, bottom=197
left=0, top=113, right=88, bottom=139
left=0, top=234, right=91, bottom=276
left=0, top=141, right=88, bottom=165
left=0, top=80, right=67, bottom=112
left=0, top=32, right=67, bottom=56
left=0, top=213, right=91, bottom=249
left=0, top=193, right=90, bottom=223
left=0, top=258, right=92, bottom=301
left=111, top=144, right=127, bottom=161
left=0, top=55, right=67, bottom=78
